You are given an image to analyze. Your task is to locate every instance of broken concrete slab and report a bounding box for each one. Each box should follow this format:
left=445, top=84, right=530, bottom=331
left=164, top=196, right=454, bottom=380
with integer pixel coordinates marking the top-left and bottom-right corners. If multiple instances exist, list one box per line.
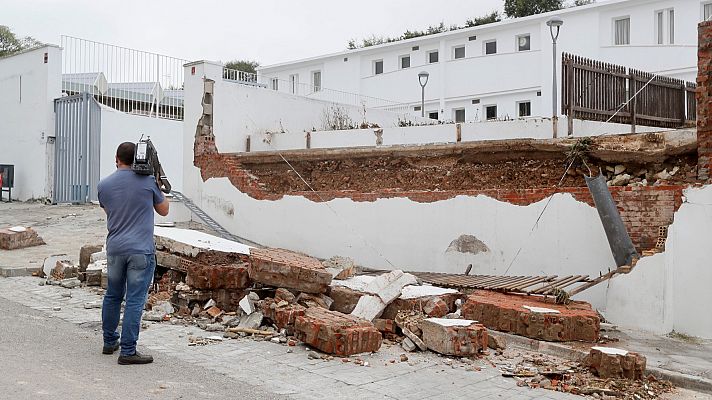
left=154, top=226, right=251, bottom=257
left=585, top=347, right=646, bottom=380
left=237, top=311, right=264, bottom=330
left=350, top=294, right=386, bottom=321
left=249, top=248, right=332, bottom=294
left=402, top=337, right=417, bottom=352
left=294, top=307, right=382, bottom=356
left=401, top=327, right=427, bottom=351
left=0, top=226, right=45, bottom=250
left=461, top=290, right=600, bottom=342
left=239, top=295, right=255, bottom=315
left=42, top=255, right=71, bottom=278
left=420, top=318, right=488, bottom=356
left=363, top=270, right=418, bottom=304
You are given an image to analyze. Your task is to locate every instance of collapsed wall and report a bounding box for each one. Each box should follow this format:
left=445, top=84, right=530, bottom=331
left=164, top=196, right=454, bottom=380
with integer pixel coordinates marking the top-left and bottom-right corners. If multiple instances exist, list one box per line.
left=180, top=20, right=712, bottom=340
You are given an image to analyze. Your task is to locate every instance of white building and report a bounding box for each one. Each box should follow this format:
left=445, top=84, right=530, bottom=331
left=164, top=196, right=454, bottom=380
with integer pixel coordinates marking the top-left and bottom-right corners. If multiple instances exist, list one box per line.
left=259, top=0, right=703, bottom=123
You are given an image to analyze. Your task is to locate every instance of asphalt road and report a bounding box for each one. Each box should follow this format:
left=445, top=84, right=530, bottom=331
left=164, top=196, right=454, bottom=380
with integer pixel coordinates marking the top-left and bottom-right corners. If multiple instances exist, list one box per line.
left=0, top=296, right=283, bottom=400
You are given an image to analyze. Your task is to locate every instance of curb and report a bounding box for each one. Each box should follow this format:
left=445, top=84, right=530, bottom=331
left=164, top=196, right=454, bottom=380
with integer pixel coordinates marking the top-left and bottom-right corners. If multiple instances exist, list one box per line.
left=490, top=330, right=712, bottom=395
left=0, top=266, right=42, bottom=278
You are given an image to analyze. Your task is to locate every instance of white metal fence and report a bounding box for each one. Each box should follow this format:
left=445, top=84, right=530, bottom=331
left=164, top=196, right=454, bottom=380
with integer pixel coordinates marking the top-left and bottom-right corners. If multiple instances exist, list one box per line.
left=223, top=67, right=411, bottom=115
left=61, top=36, right=188, bottom=120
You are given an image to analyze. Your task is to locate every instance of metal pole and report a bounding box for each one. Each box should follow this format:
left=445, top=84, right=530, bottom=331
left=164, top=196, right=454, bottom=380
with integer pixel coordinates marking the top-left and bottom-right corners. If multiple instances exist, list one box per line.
left=421, top=86, right=425, bottom=117
left=552, top=39, right=558, bottom=138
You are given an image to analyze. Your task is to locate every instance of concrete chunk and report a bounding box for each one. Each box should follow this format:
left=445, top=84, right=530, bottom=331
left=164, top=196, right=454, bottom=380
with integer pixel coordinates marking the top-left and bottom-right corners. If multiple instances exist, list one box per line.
left=0, top=226, right=45, bottom=250
left=420, top=318, right=488, bottom=356
left=363, top=270, right=418, bottom=304
left=350, top=294, right=386, bottom=321
left=585, top=347, right=646, bottom=380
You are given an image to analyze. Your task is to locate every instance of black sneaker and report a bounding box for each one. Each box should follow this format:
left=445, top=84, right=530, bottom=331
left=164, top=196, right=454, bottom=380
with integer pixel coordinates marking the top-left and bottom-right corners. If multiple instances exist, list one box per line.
left=102, top=343, right=120, bottom=355
left=117, top=351, right=154, bottom=365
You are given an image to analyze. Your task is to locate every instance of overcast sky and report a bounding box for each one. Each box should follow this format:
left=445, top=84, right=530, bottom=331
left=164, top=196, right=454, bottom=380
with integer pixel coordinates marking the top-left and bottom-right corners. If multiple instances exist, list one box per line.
left=4, top=0, right=506, bottom=66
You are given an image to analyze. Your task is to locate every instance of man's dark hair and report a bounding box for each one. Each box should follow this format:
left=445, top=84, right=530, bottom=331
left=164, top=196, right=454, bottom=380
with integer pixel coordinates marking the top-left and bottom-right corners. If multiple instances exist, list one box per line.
left=116, top=142, right=135, bottom=166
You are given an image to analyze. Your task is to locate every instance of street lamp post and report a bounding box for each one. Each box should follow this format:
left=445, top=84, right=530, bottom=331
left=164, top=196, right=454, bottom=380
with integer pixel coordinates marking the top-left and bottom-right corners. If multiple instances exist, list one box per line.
left=418, top=71, right=429, bottom=118
left=546, top=16, right=564, bottom=138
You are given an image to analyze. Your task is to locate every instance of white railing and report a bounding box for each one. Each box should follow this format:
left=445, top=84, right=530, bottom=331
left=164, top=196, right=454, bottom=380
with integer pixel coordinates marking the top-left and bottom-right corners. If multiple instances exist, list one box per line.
left=222, top=67, right=412, bottom=115
left=61, top=35, right=189, bottom=120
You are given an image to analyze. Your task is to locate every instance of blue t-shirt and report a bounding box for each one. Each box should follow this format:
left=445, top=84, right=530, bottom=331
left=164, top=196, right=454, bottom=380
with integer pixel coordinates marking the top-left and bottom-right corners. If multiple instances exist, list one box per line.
left=98, top=169, right=164, bottom=256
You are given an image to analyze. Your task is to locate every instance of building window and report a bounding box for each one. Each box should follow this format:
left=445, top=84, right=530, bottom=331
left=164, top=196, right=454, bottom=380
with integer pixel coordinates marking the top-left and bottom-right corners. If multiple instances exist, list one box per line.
left=657, top=9, right=675, bottom=44
left=428, top=111, right=439, bottom=120
left=454, top=108, right=466, bottom=122
left=517, top=101, right=531, bottom=117
left=412, top=45, right=419, bottom=51
left=427, top=50, right=439, bottom=64
left=270, top=78, right=278, bottom=91
left=705, top=3, right=712, bottom=21
left=614, top=17, right=630, bottom=45
left=484, top=40, right=497, bottom=55
left=374, top=60, right=384, bottom=75
left=414, top=106, right=422, bottom=112
left=400, top=55, right=411, bottom=69
left=517, top=34, right=531, bottom=51
left=289, top=74, right=299, bottom=94
left=468, top=35, right=477, bottom=41
left=485, top=105, right=497, bottom=120
left=312, top=71, right=321, bottom=92
left=453, top=46, right=465, bottom=59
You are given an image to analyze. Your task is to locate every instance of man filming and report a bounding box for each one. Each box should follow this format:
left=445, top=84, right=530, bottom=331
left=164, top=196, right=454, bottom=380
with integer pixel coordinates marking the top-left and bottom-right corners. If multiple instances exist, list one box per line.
left=98, top=142, right=169, bottom=365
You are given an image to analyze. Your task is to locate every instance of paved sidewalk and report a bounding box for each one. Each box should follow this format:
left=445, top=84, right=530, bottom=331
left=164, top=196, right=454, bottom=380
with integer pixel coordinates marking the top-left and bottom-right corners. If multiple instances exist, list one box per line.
left=0, top=276, right=577, bottom=400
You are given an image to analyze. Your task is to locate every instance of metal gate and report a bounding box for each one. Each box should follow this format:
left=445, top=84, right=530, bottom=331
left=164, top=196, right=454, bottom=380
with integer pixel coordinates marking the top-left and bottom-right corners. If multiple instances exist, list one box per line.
left=53, top=92, right=101, bottom=204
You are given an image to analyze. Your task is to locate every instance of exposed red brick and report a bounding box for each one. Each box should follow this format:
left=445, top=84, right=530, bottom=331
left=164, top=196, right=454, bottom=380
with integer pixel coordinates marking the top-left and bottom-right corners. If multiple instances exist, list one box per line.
left=585, top=347, right=646, bottom=380
left=699, top=21, right=712, bottom=181
left=420, top=318, right=488, bottom=356
left=185, top=262, right=251, bottom=290
left=261, top=298, right=306, bottom=333
left=461, top=290, right=600, bottom=342
left=249, top=248, right=332, bottom=294
left=373, top=318, right=396, bottom=334
left=294, top=307, right=382, bottom=356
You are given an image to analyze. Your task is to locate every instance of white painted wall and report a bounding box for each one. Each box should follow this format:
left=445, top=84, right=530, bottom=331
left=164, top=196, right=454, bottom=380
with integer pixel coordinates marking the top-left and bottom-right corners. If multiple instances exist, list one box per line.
left=0, top=46, right=62, bottom=201
left=99, top=107, right=184, bottom=191
left=243, top=117, right=660, bottom=153
left=259, top=0, right=698, bottom=124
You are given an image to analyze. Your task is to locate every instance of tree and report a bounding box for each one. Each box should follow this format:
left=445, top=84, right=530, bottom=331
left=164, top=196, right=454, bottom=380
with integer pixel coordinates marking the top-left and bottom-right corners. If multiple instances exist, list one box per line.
left=504, top=0, right=563, bottom=18
left=0, top=25, right=41, bottom=58
left=465, top=11, right=502, bottom=27
left=224, top=59, right=260, bottom=74
left=571, top=0, right=595, bottom=6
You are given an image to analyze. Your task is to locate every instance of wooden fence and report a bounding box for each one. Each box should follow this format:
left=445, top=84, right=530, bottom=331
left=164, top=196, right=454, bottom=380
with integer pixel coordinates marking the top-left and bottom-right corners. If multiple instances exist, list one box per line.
left=562, top=53, right=696, bottom=134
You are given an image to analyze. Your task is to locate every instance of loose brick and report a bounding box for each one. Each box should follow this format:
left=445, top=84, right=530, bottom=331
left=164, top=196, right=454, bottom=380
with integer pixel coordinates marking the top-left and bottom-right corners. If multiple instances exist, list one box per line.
left=294, top=307, right=382, bottom=356
left=585, top=347, right=646, bottom=380
left=249, top=248, right=332, bottom=294
left=461, top=290, right=600, bottom=342
left=0, top=227, right=45, bottom=250
left=420, top=318, right=488, bottom=356
left=373, top=318, right=396, bottom=334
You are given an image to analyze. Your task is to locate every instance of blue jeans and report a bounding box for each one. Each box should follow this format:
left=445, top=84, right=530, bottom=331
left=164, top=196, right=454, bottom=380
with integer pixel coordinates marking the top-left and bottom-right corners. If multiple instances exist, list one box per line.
left=102, top=254, right=155, bottom=356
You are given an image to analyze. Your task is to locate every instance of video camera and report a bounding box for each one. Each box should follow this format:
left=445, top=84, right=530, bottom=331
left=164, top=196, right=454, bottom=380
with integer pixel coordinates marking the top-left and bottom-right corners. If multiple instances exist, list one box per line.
left=132, top=135, right=172, bottom=194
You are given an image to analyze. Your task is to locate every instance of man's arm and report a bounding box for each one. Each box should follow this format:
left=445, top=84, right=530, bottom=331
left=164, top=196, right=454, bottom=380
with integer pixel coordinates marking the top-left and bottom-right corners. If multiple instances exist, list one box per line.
left=154, top=195, right=169, bottom=217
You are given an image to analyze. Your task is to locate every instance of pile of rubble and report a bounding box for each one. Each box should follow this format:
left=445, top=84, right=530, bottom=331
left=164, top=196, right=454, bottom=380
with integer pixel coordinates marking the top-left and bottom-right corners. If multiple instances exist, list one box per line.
left=592, top=162, right=696, bottom=187
left=36, top=227, right=676, bottom=398
left=495, top=348, right=673, bottom=399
